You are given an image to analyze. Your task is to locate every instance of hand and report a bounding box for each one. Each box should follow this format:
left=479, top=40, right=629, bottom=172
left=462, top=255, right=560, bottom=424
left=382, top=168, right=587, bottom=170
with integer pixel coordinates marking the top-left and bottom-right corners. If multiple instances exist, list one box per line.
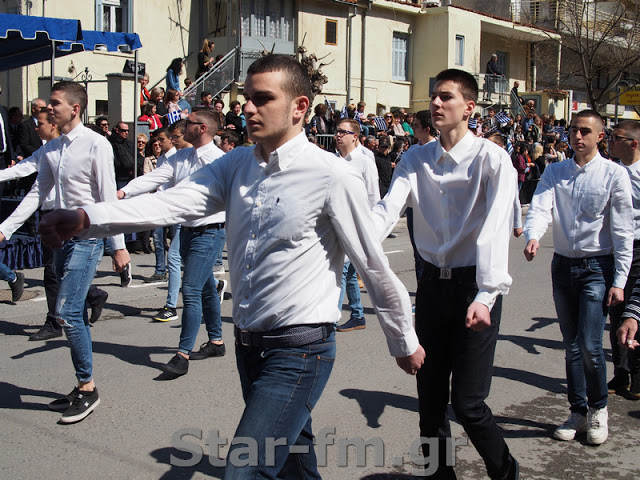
left=606, top=287, right=625, bottom=307
left=617, top=318, right=640, bottom=349
left=524, top=239, right=539, bottom=261
left=396, top=345, right=426, bottom=375
left=0, top=232, right=5, bottom=243
left=38, top=209, right=89, bottom=249
left=112, top=249, right=131, bottom=272
left=513, top=228, right=523, bottom=238
left=117, top=190, right=125, bottom=200
left=465, top=302, right=491, bottom=331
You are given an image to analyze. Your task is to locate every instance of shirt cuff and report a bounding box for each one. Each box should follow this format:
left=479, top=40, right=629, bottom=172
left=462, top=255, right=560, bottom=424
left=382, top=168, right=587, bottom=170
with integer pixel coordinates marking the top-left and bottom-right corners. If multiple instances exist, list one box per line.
left=386, top=328, right=421, bottom=358
left=613, top=274, right=628, bottom=290
left=473, top=290, right=499, bottom=312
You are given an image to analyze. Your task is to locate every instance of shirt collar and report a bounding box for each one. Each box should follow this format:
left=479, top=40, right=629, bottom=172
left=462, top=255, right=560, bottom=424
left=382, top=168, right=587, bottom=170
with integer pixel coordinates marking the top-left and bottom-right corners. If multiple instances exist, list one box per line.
left=252, top=130, right=307, bottom=173
left=194, top=140, right=223, bottom=158
left=434, top=131, right=475, bottom=164
left=571, top=152, right=603, bottom=171
left=62, top=122, right=85, bottom=143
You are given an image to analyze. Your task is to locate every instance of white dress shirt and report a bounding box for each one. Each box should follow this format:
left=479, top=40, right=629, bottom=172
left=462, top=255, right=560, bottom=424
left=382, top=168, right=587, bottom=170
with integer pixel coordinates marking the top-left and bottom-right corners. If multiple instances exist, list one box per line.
left=621, top=160, right=640, bottom=240
left=524, top=153, right=633, bottom=288
left=0, top=148, right=56, bottom=210
left=0, top=123, right=125, bottom=249
left=341, top=149, right=380, bottom=208
left=357, top=143, right=375, bottom=162
left=372, top=132, right=517, bottom=310
left=121, top=141, right=225, bottom=227
left=82, top=131, right=418, bottom=357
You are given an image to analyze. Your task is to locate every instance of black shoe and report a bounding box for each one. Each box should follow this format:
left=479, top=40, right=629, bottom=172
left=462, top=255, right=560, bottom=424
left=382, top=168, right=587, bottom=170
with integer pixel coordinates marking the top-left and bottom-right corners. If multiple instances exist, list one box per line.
left=48, top=387, right=79, bottom=411
left=89, top=290, right=109, bottom=324
left=59, top=388, right=100, bottom=423
left=190, top=342, right=226, bottom=360
left=387, top=233, right=397, bottom=239
left=143, top=272, right=167, bottom=283
left=608, top=375, right=630, bottom=394
left=217, top=279, right=228, bottom=304
left=153, top=306, right=178, bottom=322
left=161, top=354, right=189, bottom=375
left=336, top=317, right=366, bottom=332
left=120, top=264, right=132, bottom=287
left=29, top=324, right=63, bottom=341
left=9, top=272, right=24, bottom=302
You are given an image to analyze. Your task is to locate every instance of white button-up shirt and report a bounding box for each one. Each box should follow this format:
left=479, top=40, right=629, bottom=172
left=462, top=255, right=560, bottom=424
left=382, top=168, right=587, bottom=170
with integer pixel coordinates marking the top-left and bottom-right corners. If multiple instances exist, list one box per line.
left=524, top=153, right=633, bottom=288
left=340, top=149, right=380, bottom=207
left=121, top=141, right=224, bottom=227
left=372, top=132, right=516, bottom=310
left=0, top=123, right=125, bottom=249
left=82, top=131, right=418, bottom=357
left=621, top=160, right=640, bottom=240
left=0, top=147, right=55, bottom=210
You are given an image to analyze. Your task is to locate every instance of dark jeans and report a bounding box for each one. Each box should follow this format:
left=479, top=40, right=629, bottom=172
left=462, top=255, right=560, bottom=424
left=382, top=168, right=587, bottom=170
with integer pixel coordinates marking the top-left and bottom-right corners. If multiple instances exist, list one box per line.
left=224, top=332, right=335, bottom=479
left=415, top=266, right=513, bottom=480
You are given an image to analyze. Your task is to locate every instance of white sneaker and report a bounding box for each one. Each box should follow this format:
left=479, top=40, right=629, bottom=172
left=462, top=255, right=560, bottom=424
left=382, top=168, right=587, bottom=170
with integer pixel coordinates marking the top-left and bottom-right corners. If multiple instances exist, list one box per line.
left=554, top=412, right=587, bottom=441
left=587, top=406, right=608, bottom=445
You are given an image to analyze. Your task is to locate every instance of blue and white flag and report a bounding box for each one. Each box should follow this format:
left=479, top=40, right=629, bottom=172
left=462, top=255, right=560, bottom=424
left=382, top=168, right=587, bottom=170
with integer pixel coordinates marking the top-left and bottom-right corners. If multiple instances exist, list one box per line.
left=553, top=125, right=565, bottom=134
left=496, top=111, right=511, bottom=125
left=506, top=138, right=514, bottom=154
left=324, top=96, right=333, bottom=114
left=167, top=110, right=181, bottom=125
left=340, top=104, right=348, bottom=119
left=468, top=118, right=478, bottom=129
left=373, top=116, right=388, bottom=131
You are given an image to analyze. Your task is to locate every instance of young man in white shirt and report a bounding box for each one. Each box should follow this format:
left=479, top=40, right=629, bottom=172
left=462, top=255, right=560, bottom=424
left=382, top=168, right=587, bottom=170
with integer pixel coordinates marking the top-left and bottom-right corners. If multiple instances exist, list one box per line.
left=333, top=118, right=379, bottom=332
left=117, top=109, right=227, bottom=376
left=524, top=110, right=633, bottom=445
left=606, top=120, right=640, bottom=399
left=0, top=82, right=130, bottom=424
left=40, top=55, right=425, bottom=478
left=373, top=69, right=519, bottom=479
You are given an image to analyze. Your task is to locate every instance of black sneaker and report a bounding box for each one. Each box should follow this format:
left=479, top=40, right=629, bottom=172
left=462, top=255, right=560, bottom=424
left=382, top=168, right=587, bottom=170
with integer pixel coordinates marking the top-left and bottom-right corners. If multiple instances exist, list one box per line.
left=48, top=387, right=79, bottom=411
left=153, top=306, right=178, bottom=322
left=143, top=272, right=167, bottom=283
left=190, top=342, right=226, bottom=360
left=217, top=279, right=228, bottom=304
left=161, top=354, right=189, bottom=375
left=9, top=272, right=24, bottom=302
left=120, top=264, right=132, bottom=287
left=59, top=388, right=100, bottom=423
left=336, top=317, right=366, bottom=332
left=89, top=290, right=109, bottom=324
left=29, top=324, right=63, bottom=341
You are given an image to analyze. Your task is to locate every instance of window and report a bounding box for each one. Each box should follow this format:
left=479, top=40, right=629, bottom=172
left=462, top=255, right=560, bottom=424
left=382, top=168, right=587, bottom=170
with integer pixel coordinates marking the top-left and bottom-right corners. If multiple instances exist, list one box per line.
left=96, top=0, right=131, bottom=33
left=240, top=0, right=294, bottom=42
left=392, top=33, right=409, bottom=81
left=326, top=20, right=337, bottom=45
left=455, top=35, right=464, bottom=66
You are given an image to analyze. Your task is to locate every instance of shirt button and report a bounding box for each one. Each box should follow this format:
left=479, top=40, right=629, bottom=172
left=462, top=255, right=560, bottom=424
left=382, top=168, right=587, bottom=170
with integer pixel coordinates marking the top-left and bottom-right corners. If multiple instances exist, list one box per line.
left=251, top=233, right=256, bottom=239
left=256, top=201, right=262, bottom=207
left=246, top=264, right=251, bottom=269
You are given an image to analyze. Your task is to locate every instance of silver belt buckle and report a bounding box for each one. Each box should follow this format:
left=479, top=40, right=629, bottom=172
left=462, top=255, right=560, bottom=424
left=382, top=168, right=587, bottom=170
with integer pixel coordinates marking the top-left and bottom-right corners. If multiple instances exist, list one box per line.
left=239, top=330, right=252, bottom=346
left=439, top=267, right=452, bottom=280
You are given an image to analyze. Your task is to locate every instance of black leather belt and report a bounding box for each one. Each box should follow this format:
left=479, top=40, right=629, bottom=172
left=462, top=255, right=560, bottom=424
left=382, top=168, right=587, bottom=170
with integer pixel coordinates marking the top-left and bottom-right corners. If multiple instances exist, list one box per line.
left=182, top=223, right=225, bottom=233
left=553, top=253, right=613, bottom=266
left=235, top=323, right=335, bottom=349
left=422, top=261, right=476, bottom=282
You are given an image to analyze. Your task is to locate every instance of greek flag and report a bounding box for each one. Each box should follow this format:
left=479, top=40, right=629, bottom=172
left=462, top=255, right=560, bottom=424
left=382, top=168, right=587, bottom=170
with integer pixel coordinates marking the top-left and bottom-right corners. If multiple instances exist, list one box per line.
left=324, top=96, right=333, bottom=114
left=506, top=138, right=514, bottom=154
left=373, top=116, right=388, bottom=131
left=553, top=126, right=565, bottom=134
left=340, top=104, right=348, bottom=119
left=167, top=110, right=181, bottom=125
left=468, top=119, right=478, bottom=129
left=496, top=111, right=511, bottom=125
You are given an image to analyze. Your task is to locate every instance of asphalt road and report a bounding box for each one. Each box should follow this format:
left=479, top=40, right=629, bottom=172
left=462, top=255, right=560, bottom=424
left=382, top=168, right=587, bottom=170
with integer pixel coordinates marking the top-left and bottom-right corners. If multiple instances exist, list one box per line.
left=1, top=218, right=639, bottom=479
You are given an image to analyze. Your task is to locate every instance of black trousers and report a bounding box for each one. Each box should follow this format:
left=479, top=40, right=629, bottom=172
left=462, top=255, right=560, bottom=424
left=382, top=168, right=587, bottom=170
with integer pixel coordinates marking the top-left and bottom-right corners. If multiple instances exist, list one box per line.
left=415, top=264, right=513, bottom=479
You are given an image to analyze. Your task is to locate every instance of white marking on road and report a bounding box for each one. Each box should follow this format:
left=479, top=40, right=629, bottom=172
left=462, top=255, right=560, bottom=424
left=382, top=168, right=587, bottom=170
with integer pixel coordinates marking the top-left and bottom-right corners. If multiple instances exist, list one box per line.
left=384, top=250, right=404, bottom=254
left=130, top=282, right=167, bottom=288
left=31, top=297, right=47, bottom=302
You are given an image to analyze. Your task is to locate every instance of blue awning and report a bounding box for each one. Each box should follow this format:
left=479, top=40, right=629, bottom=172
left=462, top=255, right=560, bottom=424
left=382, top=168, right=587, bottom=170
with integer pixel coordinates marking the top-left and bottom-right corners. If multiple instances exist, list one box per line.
left=57, top=30, right=142, bottom=53
left=0, top=13, right=83, bottom=71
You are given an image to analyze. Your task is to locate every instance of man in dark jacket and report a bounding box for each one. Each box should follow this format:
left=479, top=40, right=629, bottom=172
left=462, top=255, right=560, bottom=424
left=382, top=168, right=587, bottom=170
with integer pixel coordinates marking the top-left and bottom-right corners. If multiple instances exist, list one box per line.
left=108, top=121, right=136, bottom=189
left=375, top=137, right=394, bottom=198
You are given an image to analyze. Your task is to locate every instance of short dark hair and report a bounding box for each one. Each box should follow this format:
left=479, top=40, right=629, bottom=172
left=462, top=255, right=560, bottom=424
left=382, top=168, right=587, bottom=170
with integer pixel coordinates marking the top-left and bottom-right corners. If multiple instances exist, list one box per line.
left=168, top=119, right=186, bottom=135
left=434, top=69, right=478, bottom=103
left=613, top=119, right=640, bottom=141
left=221, top=131, right=239, bottom=146
left=95, top=115, right=108, bottom=127
left=414, top=110, right=436, bottom=136
left=571, top=110, right=604, bottom=132
left=51, top=81, right=88, bottom=115
left=192, top=108, right=221, bottom=133
left=200, top=91, right=212, bottom=100
left=229, top=100, right=241, bottom=110
left=153, top=127, right=168, bottom=138
left=247, top=54, right=312, bottom=102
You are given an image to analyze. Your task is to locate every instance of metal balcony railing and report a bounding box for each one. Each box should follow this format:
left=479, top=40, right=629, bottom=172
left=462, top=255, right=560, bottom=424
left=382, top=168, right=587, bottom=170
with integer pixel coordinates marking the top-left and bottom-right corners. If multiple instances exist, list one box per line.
left=474, top=74, right=511, bottom=106
left=182, top=47, right=239, bottom=109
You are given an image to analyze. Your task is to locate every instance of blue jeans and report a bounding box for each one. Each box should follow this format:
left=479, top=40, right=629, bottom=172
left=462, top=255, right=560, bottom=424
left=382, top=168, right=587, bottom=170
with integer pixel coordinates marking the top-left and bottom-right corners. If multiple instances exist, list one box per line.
left=166, top=224, right=181, bottom=308
left=54, top=238, right=104, bottom=383
left=338, top=261, right=364, bottom=320
left=152, top=227, right=166, bottom=276
left=552, top=253, right=613, bottom=414
left=0, top=261, right=15, bottom=282
left=224, top=332, right=336, bottom=480
left=178, top=227, right=225, bottom=354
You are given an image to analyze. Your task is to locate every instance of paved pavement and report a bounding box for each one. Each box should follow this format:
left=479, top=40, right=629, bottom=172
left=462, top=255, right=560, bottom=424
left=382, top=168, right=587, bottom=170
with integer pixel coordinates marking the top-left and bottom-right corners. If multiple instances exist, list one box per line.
left=1, top=218, right=639, bottom=479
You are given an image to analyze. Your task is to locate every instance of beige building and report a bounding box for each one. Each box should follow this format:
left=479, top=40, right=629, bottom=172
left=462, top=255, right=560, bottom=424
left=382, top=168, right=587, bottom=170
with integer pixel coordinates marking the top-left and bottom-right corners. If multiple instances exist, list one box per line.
left=2, top=0, right=560, bottom=122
